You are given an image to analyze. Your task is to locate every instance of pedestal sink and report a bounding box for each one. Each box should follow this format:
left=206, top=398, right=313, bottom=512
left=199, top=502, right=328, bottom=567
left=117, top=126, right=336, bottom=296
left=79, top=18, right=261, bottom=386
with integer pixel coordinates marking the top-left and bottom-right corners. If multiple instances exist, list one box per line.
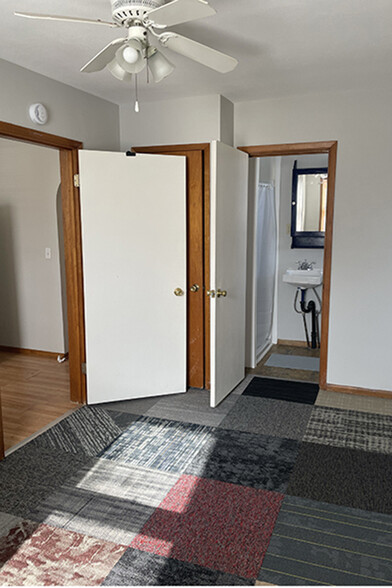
left=283, top=268, right=323, bottom=288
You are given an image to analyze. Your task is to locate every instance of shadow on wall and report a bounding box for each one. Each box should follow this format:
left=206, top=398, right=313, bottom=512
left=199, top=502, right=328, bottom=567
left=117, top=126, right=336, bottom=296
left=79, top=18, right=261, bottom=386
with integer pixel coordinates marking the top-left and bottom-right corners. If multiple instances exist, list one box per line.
left=0, top=204, right=21, bottom=350
left=56, top=185, right=69, bottom=355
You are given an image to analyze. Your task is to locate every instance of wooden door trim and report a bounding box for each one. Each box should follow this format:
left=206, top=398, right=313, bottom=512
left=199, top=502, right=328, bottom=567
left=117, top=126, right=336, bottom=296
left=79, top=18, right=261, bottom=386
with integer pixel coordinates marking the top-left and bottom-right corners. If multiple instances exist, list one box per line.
left=133, top=143, right=211, bottom=388
left=239, top=141, right=338, bottom=389
left=0, top=121, right=86, bottom=408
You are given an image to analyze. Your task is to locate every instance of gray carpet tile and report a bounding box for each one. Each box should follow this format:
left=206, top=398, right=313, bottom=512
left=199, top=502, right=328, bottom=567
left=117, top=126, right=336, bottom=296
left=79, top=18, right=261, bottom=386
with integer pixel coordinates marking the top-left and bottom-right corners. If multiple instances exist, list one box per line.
left=287, top=442, right=392, bottom=514
left=103, top=549, right=252, bottom=585
left=186, top=428, right=300, bottom=492
left=259, top=495, right=392, bottom=586
left=146, top=389, right=239, bottom=427
left=316, top=389, right=392, bottom=416
left=98, top=396, right=160, bottom=416
left=0, top=444, right=93, bottom=518
left=30, top=460, right=180, bottom=544
left=304, top=406, right=392, bottom=454
left=100, top=416, right=215, bottom=473
left=265, top=354, right=320, bottom=371
left=29, top=405, right=123, bottom=456
left=219, top=396, right=312, bottom=440
left=104, top=410, right=139, bottom=431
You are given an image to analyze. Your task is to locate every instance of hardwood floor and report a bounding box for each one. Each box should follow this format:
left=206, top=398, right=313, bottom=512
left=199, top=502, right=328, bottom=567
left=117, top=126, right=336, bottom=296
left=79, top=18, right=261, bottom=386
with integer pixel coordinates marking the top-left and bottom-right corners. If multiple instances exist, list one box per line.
left=0, top=351, right=78, bottom=452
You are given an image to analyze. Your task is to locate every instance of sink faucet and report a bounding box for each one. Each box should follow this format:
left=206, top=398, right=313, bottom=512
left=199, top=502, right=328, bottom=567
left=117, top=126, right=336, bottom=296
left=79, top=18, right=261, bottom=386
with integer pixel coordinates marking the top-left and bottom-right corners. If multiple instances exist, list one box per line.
left=297, top=259, right=316, bottom=271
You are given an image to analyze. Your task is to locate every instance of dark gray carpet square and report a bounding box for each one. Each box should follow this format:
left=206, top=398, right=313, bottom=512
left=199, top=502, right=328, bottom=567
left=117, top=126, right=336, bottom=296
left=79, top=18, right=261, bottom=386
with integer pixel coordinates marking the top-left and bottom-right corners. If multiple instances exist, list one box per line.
left=287, top=442, right=392, bottom=514
left=0, top=444, right=93, bottom=518
left=29, top=405, right=123, bottom=456
left=219, top=396, right=312, bottom=440
left=243, top=377, right=318, bottom=404
left=98, top=396, right=160, bottom=416
left=103, top=548, right=251, bottom=585
left=186, top=428, right=299, bottom=492
left=304, top=406, right=392, bottom=454
left=259, top=495, right=392, bottom=585
left=100, top=416, right=215, bottom=473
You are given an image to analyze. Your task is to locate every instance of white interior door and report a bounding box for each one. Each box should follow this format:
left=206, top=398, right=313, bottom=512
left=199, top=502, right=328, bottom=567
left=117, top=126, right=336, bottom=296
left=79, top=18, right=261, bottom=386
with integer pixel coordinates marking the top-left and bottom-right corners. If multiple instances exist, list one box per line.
left=79, top=151, right=187, bottom=404
left=210, top=141, right=249, bottom=407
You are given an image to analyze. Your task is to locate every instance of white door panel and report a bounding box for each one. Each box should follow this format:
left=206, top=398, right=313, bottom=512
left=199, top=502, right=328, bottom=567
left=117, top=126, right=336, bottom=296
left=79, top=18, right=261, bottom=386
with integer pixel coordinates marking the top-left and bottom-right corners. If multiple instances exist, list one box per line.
left=210, top=141, right=249, bottom=407
left=79, top=151, right=187, bottom=404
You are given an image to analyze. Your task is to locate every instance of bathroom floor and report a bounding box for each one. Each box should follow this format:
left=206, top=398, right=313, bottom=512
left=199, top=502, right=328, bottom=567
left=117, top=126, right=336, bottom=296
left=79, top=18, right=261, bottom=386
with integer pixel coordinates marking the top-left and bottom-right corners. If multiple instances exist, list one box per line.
left=248, top=344, right=320, bottom=384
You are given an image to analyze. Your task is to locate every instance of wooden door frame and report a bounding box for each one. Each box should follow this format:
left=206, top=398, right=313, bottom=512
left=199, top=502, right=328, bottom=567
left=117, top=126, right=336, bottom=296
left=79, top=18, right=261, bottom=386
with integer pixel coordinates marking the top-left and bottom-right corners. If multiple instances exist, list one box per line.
left=133, top=143, right=211, bottom=388
left=238, top=141, right=338, bottom=389
left=0, top=122, right=86, bottom=415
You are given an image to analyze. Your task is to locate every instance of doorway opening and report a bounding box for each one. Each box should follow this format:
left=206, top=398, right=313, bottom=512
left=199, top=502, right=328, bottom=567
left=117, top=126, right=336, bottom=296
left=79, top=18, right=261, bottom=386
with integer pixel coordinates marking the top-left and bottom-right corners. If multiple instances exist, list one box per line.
left=240, top=141, right=338, bottom=390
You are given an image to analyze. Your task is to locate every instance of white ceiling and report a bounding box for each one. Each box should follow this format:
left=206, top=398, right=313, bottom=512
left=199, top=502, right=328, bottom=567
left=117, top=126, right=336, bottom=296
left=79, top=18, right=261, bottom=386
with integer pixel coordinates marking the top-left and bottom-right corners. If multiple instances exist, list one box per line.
left=1, top=0, right=392, bottom=105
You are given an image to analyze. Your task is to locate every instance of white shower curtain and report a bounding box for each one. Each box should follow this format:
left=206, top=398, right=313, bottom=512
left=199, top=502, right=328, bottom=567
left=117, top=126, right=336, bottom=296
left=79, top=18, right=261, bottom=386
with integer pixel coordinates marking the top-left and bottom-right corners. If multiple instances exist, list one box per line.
left=256, top=183, right=277, bottom=357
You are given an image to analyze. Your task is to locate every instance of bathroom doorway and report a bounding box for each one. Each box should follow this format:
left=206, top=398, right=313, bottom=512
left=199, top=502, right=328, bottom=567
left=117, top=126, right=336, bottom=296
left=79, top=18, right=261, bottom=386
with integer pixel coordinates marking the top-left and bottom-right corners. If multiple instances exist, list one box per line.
left=240, top=142, right=337, bottom=389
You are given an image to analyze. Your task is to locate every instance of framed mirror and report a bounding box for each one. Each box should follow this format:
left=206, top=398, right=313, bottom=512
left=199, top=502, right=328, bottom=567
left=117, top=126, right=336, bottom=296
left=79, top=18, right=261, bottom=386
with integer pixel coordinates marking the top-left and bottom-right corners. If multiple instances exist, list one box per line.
left=291, top=160, right=328, bottom=248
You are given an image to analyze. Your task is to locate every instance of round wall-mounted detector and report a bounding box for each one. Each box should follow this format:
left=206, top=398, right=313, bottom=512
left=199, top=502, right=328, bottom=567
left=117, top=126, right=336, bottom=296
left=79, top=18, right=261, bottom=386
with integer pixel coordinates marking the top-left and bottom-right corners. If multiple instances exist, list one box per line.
left=29, top=103, right=48, bottom=125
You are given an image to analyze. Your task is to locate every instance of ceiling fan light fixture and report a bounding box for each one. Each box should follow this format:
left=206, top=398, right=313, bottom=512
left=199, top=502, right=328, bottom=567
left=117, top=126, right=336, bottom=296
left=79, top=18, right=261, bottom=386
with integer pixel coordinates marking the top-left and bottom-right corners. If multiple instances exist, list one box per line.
left=115, top=40, right=145, bottom=74
left=107, top=58, right=133, bottom=82
left=147, top=47, right=175, bottom=83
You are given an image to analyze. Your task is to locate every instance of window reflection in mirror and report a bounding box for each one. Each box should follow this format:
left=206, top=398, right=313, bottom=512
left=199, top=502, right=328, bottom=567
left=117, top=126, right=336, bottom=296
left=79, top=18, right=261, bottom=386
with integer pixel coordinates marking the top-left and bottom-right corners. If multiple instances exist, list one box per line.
left=291, top=161, right=328, bottom=248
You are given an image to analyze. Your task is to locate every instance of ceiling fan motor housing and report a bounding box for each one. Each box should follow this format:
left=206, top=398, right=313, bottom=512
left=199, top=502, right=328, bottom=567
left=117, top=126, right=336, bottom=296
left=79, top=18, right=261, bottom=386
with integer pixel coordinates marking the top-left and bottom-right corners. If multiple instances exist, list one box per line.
left=111, top=0, right=166, bottom=24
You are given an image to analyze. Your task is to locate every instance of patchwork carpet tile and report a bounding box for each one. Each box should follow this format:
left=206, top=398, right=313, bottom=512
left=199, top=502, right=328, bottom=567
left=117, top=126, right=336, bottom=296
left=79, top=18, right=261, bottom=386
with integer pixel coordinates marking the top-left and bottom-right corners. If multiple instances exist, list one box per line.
left=219, top=396, right=312, bottom=440
left=29, top=406, right=123, bottom=456
left=186, top=427, right=299, bottom=492
left=315, top=389, right=392, bottom=415
left=304, top=406, right=392, bottom=454
left=103, top=548, right=251, bottom=586
left=0, top=524, right=126, bottom=586
left=31, top=460, right=180, bottom=545
left=0, top=513, right=38, bottom=568
left=131, top=475, right=284, bottom=580
left=259, top=495, right=392, bottom=585
left=243, top=377, right=319, bottom=404
left=287, top=442, right=392, bottom=514
left=0, top=444, right=93, bottom=518
left=99, top=396, right=160, bottom=416
left=100, top=416, right=215, bottom=473
left=146, top=389, right=239, bottom=427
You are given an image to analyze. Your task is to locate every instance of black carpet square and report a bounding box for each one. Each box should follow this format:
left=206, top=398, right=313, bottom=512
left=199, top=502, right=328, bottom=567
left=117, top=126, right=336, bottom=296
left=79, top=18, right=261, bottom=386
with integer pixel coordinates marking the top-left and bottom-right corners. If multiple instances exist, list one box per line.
left=103, top=548, right=251, bottom=585
left=186, top=428, right=300, bottom=493
left=243, top=377, right=319, bottom=404
left=287, top=441, right=392, bottom=514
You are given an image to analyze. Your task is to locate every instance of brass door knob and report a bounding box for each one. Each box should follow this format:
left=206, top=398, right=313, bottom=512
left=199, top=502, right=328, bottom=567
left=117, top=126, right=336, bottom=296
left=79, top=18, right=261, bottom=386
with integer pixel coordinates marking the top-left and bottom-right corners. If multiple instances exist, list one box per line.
left=206, top=290, right=216, bottom=298
left=190, top=284, right=200, bottom=293
left=216, top=289, right=227, bottom=298
left=174, top=288, right=184, bottom=297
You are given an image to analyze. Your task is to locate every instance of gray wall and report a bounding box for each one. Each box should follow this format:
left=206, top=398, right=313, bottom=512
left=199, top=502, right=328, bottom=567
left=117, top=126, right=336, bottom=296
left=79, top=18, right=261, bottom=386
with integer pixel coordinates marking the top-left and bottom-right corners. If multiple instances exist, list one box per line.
left=235, top=87, right=392, bottom=392
left=0, top=58, right=120, bottom=150
left=0, top=138, right=65, bottom=352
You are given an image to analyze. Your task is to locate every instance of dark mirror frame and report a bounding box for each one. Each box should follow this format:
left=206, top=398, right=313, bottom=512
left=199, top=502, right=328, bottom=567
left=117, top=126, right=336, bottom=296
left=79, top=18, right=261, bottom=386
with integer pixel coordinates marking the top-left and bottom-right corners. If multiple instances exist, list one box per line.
left=291, top=160, right=328, bottom=249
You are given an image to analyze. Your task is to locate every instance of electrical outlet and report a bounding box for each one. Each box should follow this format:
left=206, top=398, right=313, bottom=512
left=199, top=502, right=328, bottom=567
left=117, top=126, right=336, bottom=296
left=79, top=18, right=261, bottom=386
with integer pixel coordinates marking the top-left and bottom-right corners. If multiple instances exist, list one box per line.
left=45, top=247, right=51, bottom=260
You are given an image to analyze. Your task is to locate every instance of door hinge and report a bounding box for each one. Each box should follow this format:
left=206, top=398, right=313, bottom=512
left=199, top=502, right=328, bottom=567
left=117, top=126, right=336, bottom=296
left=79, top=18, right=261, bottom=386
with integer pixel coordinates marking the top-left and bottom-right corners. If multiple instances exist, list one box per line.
left=81, top=362, right=87, bottom=375
left=74, top=174, right=80, bottom=188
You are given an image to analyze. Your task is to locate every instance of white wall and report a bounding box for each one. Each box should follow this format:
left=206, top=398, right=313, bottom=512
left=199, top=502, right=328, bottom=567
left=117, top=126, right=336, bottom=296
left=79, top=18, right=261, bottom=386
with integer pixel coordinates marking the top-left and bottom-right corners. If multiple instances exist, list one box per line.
left=119, top=94, right=223, bottom=149
left=0, top=138, right=65, bottom=353
left=235, top=88, right=392, bottom=392
left=0, top=58, right=120, bottom=150
left=277, top=154, right=326, bottom=342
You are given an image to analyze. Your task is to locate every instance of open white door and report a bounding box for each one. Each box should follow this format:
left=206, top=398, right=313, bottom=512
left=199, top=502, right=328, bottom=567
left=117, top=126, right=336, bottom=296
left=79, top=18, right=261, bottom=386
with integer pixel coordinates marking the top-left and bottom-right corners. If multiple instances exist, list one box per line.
left=79, top=151, right=186, bottom=404
left=210, top=141, right=249, bottom=407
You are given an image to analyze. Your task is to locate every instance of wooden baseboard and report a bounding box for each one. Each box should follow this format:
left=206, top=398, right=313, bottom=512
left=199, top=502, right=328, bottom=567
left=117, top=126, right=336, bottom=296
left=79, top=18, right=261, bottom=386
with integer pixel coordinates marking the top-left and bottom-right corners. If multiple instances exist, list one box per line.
left=0, top=346, right=64, bottom=360
left=325, top=382, right=392, bottom=399
left=277, top=339, right=308, bottom=348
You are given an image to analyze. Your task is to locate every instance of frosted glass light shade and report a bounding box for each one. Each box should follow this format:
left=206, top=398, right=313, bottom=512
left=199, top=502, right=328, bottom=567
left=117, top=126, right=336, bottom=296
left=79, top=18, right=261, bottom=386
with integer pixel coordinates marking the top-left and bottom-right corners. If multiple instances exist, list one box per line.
left=148, top=48, right=175, bottom=82
left=115, top=41, right=146, bottom=74
left=107, top=59, right=133, bottom=82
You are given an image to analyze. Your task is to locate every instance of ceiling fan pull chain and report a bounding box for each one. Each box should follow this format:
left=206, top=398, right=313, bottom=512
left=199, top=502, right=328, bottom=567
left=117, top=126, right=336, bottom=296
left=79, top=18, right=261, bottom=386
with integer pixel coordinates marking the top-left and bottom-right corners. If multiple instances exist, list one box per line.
left=134, top=73, right=140, bottom=112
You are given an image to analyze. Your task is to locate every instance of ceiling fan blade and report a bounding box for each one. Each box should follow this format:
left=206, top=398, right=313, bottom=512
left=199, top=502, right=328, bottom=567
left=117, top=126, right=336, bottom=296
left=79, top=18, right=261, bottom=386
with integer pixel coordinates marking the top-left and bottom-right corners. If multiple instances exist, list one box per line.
left=160, top=33, right=238, bottom=73
left=81, top=39, right=126, bottom=73
left=14, top=12, right=118, bottom=27
left=147, top=0, right=215, bottom=27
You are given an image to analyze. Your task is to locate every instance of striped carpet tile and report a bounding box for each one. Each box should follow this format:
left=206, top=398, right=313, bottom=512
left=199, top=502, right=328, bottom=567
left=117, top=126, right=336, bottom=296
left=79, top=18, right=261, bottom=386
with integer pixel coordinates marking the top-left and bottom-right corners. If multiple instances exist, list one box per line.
left=258, top=495, right=392, bottom=585
left=304, top=406, right=392, bottom=454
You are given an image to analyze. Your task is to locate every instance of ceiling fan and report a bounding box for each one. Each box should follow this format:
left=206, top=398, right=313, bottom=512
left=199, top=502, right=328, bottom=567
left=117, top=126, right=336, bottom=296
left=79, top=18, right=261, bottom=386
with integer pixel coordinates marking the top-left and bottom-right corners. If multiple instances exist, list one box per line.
left=15, top=0, right=238, bottom=85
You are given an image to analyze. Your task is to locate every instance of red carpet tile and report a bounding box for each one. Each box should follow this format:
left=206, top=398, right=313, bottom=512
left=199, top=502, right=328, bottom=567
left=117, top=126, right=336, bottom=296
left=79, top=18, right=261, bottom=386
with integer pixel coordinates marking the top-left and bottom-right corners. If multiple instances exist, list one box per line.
left=131, top=474, right=283, bottom=579
left=0, top=524, right=126, bottom=586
